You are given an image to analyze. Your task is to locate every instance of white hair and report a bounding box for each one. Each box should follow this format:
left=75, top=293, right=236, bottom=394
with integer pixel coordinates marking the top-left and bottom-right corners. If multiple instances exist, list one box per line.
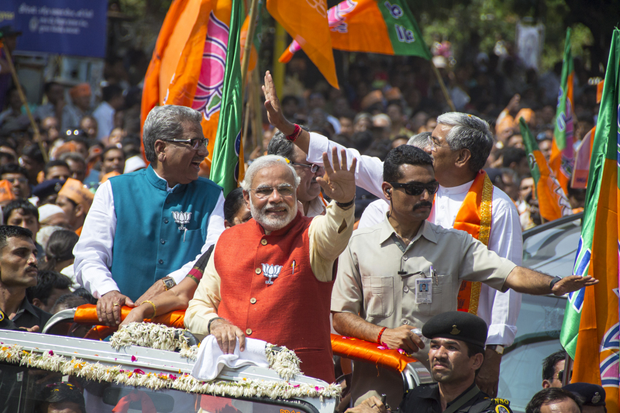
left=407, top=131, right=431, bottom=148
left=241, top=155, right=300, bottom=191
left=436, top=112, right=493, bottom=172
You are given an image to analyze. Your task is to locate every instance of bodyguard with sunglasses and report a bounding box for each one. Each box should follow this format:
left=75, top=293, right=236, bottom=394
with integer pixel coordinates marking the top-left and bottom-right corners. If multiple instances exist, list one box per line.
left=75, top=105, right=226, bottom=326
left=331, top=146, right=597, bottom=408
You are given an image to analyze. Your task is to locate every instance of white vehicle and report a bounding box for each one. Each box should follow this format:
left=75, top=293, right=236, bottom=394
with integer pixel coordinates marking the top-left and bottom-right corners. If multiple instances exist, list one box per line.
left=1, top=312, right=432, bottom=413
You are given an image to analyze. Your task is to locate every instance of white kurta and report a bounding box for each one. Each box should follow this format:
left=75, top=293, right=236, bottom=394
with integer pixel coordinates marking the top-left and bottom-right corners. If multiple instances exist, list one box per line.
left=306, top=132, right=522, bottom=346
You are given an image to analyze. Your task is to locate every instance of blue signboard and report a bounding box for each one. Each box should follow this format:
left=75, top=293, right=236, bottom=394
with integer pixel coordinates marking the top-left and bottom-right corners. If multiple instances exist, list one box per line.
left=0, top=0, right=108, bottom=58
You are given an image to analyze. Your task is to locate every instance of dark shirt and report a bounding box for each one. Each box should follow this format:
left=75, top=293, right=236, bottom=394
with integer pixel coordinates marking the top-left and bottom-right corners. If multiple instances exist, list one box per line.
left=399, top=383, right=513, bottom=413
left=9, top=297, right=52, bottom=331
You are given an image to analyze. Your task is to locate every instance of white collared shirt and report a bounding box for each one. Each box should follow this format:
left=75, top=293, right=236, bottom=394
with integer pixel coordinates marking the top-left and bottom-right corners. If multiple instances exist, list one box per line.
left=307, top=132, right=523, bottom=346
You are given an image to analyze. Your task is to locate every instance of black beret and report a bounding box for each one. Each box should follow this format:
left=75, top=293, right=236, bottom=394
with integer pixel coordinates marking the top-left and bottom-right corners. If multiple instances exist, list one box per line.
left=37, top=382, right=85, bottom=412
left=422, top=311, right=488, bottom=348
left=564, top=383, right=606, bottom=406
left=32, top=179, right=65, bottom=199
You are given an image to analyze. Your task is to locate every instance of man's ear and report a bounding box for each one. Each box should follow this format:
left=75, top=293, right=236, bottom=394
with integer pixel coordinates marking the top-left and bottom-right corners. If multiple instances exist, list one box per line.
left=32, top=297, right=44, bottom=309
left=243, top=190, right=251, bottom=209
left=471, top=352, right=484, bottom=371
left=455, top=148, right=471, bottom=168
left=154, top=140, right=167, bottom=163
left=381, top=182, right=392, bottom=199
left=74, top=204, right=84, bottom=218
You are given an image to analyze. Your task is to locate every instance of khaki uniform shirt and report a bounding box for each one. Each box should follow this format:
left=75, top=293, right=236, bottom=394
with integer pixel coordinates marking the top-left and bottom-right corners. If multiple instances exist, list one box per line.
left=331, top=217, right=517, bottom=407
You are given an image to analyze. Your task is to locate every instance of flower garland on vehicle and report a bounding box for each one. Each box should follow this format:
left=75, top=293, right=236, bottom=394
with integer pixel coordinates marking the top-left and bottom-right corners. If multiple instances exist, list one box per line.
left=110, top=322, right=198, bottom=360
left=110, top=323, right=302, bottom=380
left=0, top=344, right=341, bottom=401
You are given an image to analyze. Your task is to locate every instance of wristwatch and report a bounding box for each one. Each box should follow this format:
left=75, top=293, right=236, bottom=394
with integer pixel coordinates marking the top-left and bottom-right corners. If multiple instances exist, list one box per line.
left=161, top=277, right=176, bottom=291
left=549, top=276, right=562, bottom=292
left=487, top=345, right=505, bottom=355
left=336, top=199, right=355, bottom=209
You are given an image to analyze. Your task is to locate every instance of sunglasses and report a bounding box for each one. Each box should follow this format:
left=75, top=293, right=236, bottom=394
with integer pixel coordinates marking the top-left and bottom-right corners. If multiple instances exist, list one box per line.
left=556, top=369, right=573, bottom=383
left=388, top=181, right=439, bottom=196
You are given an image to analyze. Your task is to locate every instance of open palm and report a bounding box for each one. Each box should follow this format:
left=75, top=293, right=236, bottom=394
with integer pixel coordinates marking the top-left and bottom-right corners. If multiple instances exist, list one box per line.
left=317, top=147, right=357, bottom=204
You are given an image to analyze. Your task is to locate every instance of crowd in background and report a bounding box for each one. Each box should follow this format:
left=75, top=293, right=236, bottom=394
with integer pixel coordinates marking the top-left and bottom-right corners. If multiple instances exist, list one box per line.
left=0, top=34, right=598, bottom=335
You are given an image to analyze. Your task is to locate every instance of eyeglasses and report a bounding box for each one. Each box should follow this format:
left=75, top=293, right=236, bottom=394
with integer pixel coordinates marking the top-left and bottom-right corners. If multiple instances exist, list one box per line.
left=388, top=180, right=439, bottom=196
left=249, top=184, right=295, bottom=199
left=290, top=162, right=322, bottom=173
left=165, top=137, right=208, bottom=150
left=556, top=369, right=573, bottom=383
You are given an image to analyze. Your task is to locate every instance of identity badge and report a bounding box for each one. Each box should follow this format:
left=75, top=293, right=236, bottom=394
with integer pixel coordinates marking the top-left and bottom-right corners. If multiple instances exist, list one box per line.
left=415, top=278, right=432, bottom=304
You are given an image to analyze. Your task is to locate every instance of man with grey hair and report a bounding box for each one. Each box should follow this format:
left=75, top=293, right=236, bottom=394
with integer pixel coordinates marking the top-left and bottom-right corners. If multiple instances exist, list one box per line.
left=262, top=71, right=521, bottom=396
left=185, top=149, right=356, bottom=383
left=75, top=105, right=226, bottom=325
left=267, top=132, right=327, bottom=217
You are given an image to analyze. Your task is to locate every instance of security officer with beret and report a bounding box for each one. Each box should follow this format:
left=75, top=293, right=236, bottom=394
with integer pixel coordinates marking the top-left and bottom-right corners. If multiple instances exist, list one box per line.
left=564, top=383, right=606, bottom=413
left=398, top=311, right=513, bottom=413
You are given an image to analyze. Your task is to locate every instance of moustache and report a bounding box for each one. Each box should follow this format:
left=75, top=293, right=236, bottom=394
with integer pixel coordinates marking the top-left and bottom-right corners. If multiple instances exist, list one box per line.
left=413, top=201, right=433, bottom=210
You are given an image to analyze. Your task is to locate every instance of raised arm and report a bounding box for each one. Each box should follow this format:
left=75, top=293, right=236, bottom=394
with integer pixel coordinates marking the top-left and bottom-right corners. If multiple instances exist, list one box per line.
left=262, top=70, right=311, bottom=153
left=262, top=71, right=386, bottom=199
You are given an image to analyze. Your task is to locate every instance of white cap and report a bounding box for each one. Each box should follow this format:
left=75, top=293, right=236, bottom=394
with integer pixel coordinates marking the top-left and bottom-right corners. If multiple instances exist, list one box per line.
left=38, top=204, right=65, bottom=222
left=124, top=155, right=147, bottom=173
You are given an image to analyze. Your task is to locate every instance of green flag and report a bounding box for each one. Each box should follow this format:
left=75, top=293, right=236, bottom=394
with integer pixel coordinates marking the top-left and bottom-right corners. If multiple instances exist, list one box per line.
left=549, top=28, right=575, bottom=193
left=559, top=28, right=620, bottom=359
left=211, top=0, right=244, bottom=196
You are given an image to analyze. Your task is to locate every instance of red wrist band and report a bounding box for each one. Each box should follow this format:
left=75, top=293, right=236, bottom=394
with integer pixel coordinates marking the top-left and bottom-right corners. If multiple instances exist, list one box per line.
left=377, top=327, right=387, bottom=344
left=286, top=124, right=302, bottom=142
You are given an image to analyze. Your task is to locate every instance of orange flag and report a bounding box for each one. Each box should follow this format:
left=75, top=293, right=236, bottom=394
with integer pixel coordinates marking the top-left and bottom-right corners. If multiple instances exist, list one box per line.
left=267, top=0, right=338, bottom=89
left=560, top=29, right=620, bottom=413
left=280, top=0, right=432, bottom=61
left=520, top=118, right=572, bottom=222
left=141, top=0, right=193, bottom=137
left=140, top=0, right=240, bottom=167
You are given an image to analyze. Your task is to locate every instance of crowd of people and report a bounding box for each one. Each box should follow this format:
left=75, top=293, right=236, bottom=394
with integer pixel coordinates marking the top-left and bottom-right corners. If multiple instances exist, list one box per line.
left=0, top=22, right=606, bottom=413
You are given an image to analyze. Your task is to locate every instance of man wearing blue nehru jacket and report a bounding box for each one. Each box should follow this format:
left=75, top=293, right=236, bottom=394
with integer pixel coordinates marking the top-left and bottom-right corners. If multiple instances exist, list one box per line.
left=74, top=105, right=225, bottom=325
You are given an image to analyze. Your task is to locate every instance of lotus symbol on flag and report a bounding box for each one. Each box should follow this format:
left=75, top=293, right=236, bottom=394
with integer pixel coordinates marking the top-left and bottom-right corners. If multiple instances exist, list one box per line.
left=262, top=263, right=283, bottom=285
left=172, top=211, right=192, bottom=231
left=191, top=12, right=230, bottom=120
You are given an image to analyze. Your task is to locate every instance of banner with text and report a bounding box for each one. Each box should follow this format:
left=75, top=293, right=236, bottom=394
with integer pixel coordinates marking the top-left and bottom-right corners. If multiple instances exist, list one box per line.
left=0, top=0, right=107, bottom=58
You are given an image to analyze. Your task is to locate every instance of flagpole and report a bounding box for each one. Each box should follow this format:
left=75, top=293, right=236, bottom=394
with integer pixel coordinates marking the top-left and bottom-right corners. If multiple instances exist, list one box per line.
left=430, top=60, right=456, bottom=112
left=1, top=44, right=48, bottom=162
left=251, top=68, right=263, bottom=151
left=272, top=23, right=286, bottom=97
left=240, top=0, right=260, bottom=94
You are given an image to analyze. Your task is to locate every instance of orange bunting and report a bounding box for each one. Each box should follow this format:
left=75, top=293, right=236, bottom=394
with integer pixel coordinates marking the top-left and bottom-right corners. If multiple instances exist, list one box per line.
left=330, top=334, right=418, bottom=373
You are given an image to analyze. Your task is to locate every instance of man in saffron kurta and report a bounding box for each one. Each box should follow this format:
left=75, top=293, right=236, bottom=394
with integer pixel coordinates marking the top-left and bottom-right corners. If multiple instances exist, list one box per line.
left=185, top=151, right=357, bottom=383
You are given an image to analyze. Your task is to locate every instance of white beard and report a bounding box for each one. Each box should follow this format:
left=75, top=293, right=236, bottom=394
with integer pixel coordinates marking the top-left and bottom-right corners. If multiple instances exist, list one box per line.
left=250, top=198, right=298, bottom=232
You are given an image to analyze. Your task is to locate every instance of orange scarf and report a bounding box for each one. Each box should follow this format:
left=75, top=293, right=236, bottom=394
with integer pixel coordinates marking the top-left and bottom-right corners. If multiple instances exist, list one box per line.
left=453, top=171, right=493, bottom=315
